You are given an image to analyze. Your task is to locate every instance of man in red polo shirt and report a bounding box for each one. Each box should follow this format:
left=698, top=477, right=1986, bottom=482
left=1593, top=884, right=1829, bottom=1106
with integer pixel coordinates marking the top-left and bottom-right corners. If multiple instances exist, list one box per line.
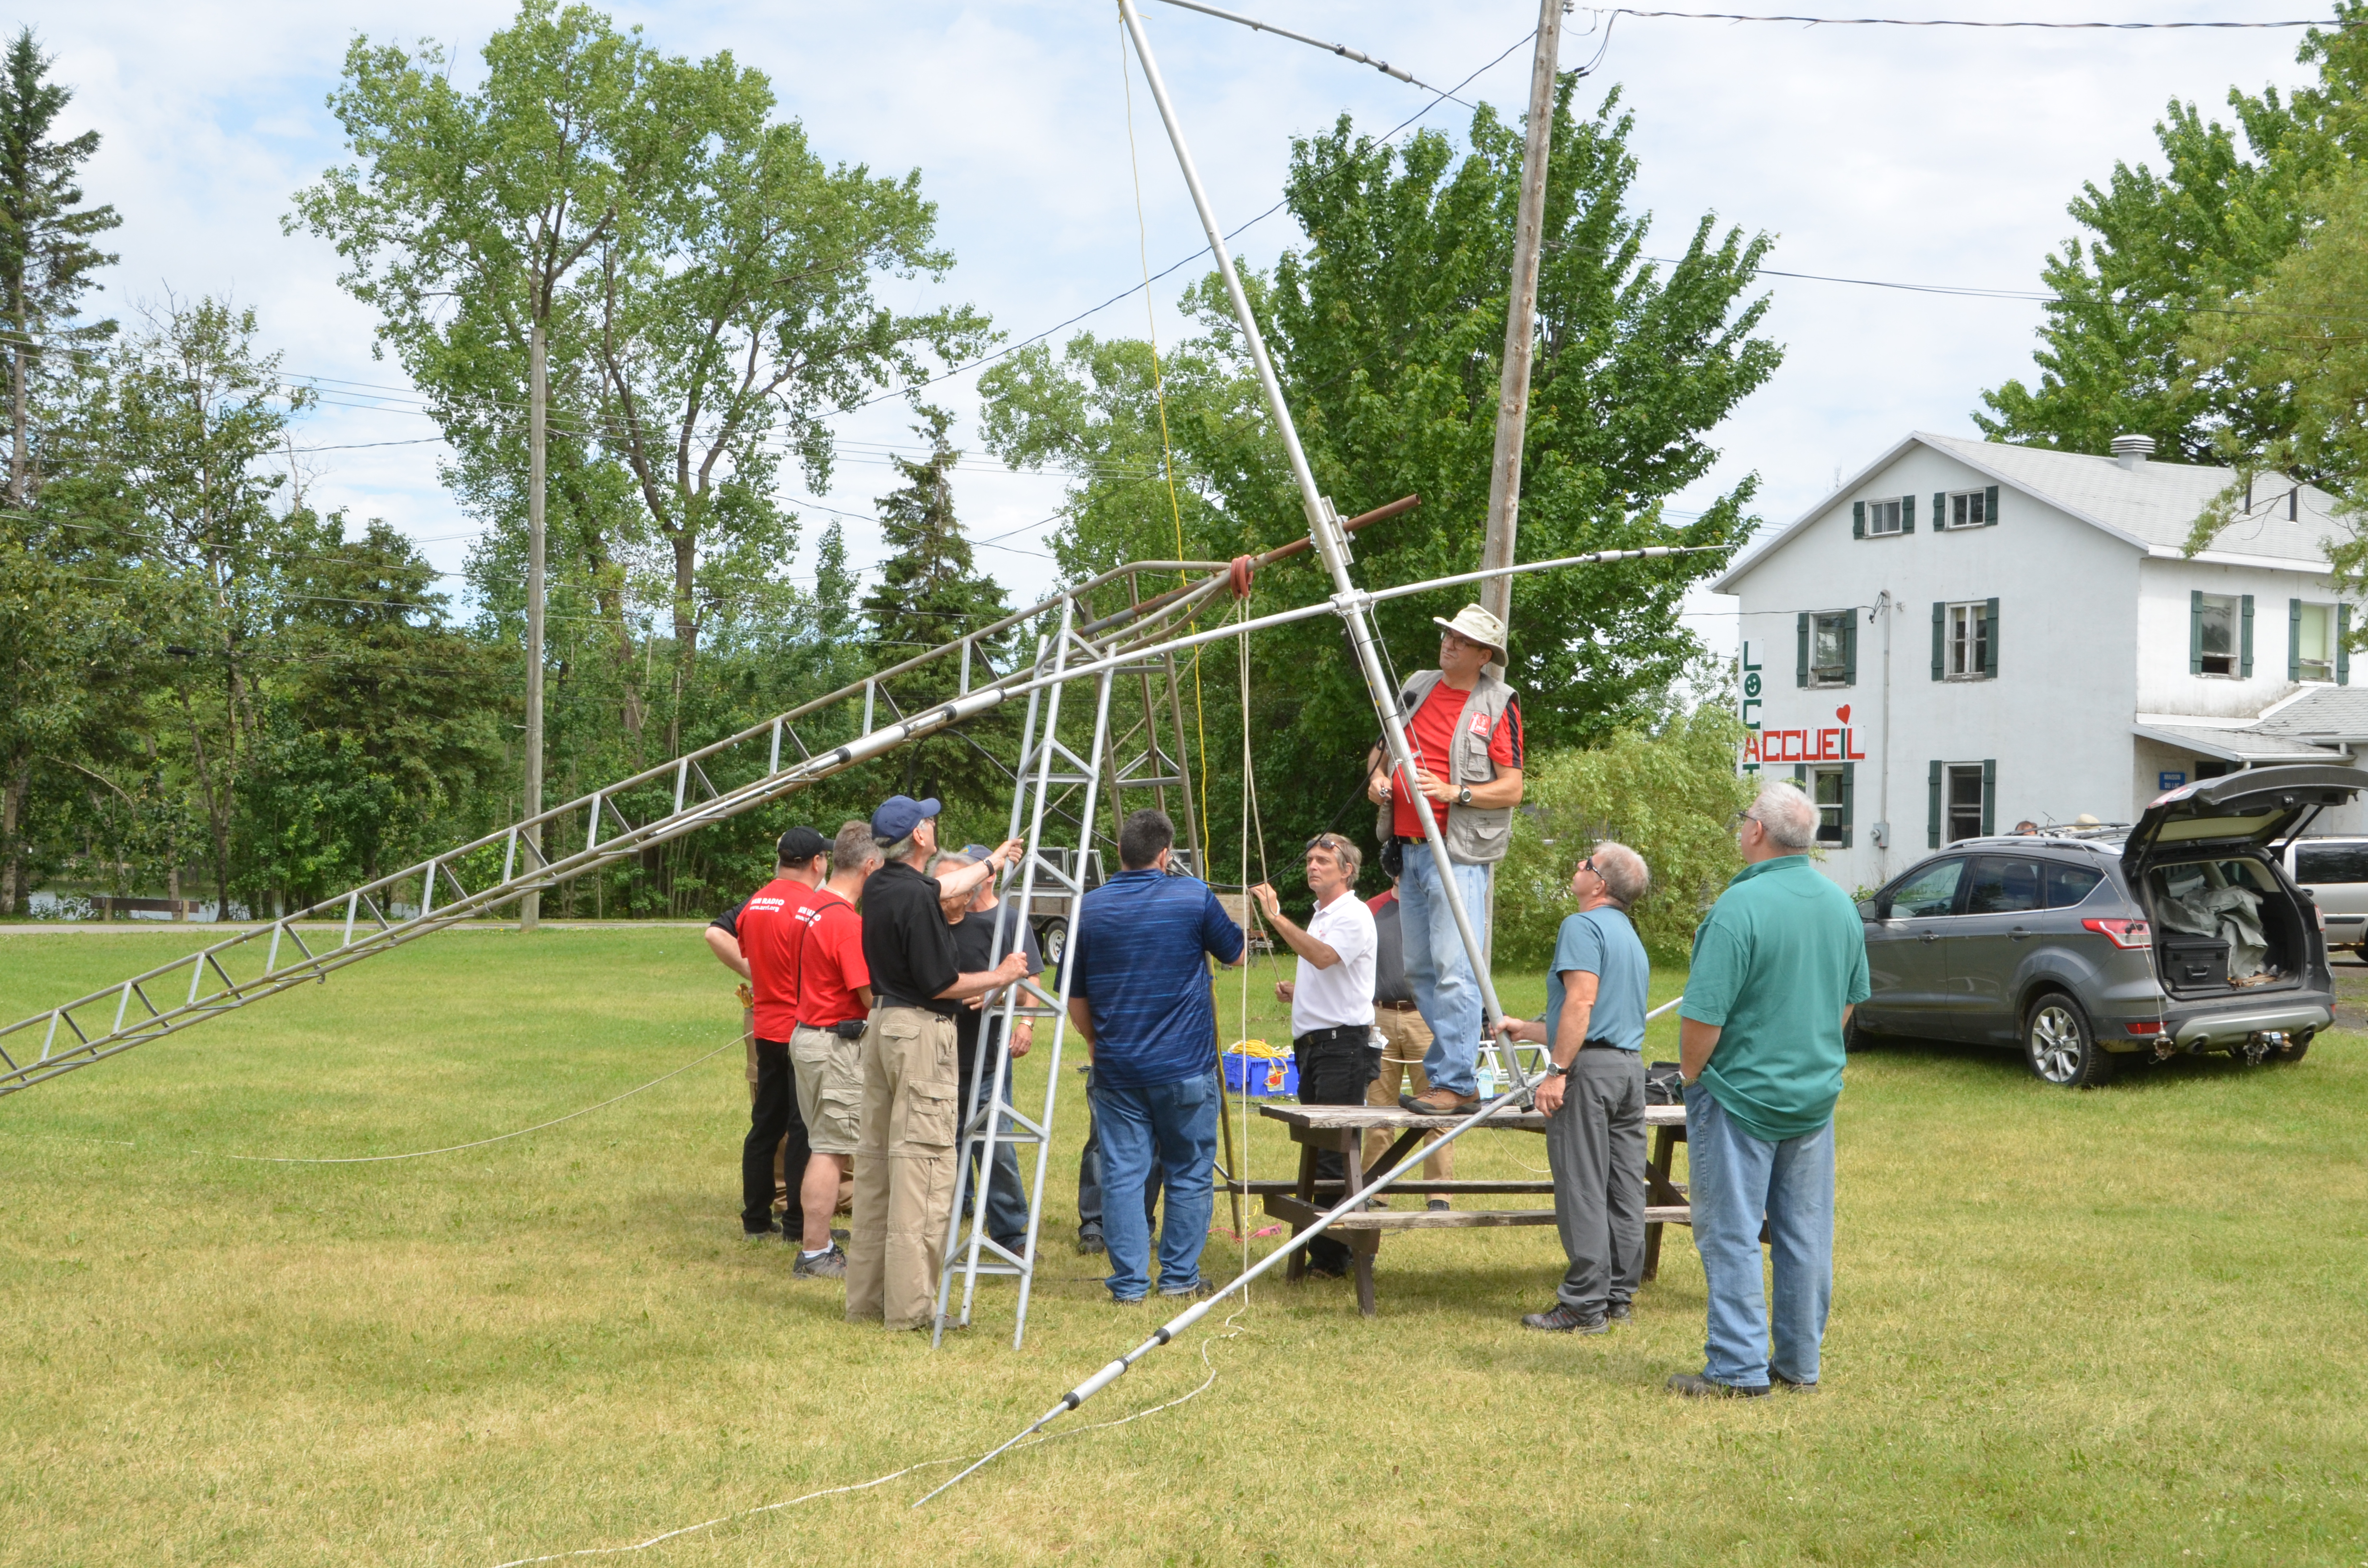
left=705, top=826, right=830, bottom=1240
left=781, top=820, right=883, bottom=1278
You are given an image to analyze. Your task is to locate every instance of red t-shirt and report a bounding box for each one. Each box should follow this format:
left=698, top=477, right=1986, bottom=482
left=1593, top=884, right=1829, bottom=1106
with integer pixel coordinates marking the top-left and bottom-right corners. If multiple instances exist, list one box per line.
left=726, top=877, right=820, bottom=1042
left=795, top=888, right=872, bottom=1028
left=1389, top=683, right=1523, bottom=839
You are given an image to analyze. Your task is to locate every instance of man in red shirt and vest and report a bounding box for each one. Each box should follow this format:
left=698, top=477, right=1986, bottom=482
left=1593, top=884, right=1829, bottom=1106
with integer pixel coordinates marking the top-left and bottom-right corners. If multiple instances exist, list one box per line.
left=1363, top=603, right=1524, bottom=1115
left=781, top=820, right=883, bottom=1279
left=705, top=827, right=831, bottom=1239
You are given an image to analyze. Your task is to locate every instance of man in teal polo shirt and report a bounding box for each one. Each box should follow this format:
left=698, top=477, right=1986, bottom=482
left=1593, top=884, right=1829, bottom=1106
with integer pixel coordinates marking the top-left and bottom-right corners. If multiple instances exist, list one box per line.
left=1671, top=780, right=1869, bottom=1397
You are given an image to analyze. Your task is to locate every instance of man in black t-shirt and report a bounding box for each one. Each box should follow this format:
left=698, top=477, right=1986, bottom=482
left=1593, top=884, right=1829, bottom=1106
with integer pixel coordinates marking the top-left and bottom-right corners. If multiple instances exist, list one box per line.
left=845, top=795, right=1026, bottom=1332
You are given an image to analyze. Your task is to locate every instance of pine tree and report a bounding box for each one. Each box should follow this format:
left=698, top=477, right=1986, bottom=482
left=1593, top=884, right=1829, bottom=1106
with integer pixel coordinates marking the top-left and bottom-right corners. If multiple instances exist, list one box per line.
left=859, top=408, right=1011, bottom=809
left=0, top=26, right=119, bottom=508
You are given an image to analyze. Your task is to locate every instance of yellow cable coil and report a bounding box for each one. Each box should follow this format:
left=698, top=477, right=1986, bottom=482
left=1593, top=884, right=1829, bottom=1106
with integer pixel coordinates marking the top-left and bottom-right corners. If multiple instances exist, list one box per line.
left=1225, top=1037, right=1290, bottom=1060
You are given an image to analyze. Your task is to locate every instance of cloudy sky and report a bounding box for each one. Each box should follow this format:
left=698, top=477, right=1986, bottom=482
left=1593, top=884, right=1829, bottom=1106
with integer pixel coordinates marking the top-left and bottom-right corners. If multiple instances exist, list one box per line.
left=21, top=0, right=2324, bottom=658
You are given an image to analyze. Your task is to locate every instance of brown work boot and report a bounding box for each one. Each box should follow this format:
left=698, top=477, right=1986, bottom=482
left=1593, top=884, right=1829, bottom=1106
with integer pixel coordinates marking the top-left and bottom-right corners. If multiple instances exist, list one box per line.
left=1401, top=1087, right=1480, bottom=1117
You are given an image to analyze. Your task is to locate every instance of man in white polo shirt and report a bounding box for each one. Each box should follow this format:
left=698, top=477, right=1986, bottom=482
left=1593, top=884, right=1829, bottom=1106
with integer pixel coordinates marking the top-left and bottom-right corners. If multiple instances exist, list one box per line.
left=1252, top=833, right=1377, bottom=1280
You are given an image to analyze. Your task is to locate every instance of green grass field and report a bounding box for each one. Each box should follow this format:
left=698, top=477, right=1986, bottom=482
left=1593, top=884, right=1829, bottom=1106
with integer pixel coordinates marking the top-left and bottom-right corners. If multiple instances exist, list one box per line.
left=2, top=925, right=2364, bottom=1566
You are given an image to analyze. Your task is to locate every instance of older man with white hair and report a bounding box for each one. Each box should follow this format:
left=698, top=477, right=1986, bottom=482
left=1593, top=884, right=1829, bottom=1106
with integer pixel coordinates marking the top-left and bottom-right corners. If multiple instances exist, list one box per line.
left=1496, top=841, right=1654, bottom=1335
left=1667, top=781, right=1869, bottom=1397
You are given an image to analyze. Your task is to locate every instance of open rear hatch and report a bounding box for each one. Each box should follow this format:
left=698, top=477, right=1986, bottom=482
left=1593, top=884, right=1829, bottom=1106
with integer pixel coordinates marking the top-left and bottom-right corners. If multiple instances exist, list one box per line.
left=2128, top=765, right=2366, bottom=996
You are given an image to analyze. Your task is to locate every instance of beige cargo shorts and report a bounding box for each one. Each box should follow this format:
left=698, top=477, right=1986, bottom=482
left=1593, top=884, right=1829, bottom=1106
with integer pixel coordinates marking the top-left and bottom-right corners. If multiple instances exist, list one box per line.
left=790, top=1022, right=864, bottom=1156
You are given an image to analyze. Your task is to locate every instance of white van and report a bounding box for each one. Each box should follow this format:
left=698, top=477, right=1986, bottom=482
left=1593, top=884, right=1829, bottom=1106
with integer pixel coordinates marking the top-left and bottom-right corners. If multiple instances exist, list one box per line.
left=2285, top=837, right=2368, bottom=956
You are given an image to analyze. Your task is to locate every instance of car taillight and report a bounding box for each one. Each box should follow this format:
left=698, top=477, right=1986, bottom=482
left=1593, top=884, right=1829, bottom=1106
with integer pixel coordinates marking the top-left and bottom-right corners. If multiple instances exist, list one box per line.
left=2083, top=918, right=2152, bottom=949
left=2125, top=1020, right=2162, bottom=1036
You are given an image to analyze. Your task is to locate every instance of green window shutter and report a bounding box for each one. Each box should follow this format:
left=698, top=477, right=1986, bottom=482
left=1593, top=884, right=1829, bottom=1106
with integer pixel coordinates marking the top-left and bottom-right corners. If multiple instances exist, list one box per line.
left=2290, top=599, right=2303, bottom=681
left=1933, top=491, right=1946, bottom=533
left=2341, top=604, right=2353, bottom=686
left=1793, top=763, right=1807, bottom=784
left=1983, top=597, right=1999, bottom=677
left=1796, top=611, right=1809, bottom=687
left=1931, top=601, right=1945, bottom=680
left=1843, top=612, right=1859, bottom=684
left=1980, top=759, right=1997, bottom=837
left=1985, top=484, right=1999, bottom=526
left=1927, top=760, right=1942, bottom=849
left=1902, top=492, right=1916, bottom=534
left=2240, top=594, right=2255, bottom=677
left=1852, top=501, right=1865, bottom=539
left=2189, top=590, right=2203, bottom=674
left=1840, top=760, right=1856, bottom=850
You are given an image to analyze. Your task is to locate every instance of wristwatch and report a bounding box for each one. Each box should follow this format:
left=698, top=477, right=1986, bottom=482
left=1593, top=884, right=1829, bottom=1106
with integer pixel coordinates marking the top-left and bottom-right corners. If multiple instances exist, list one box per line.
left=1457, top=784, right=1473, bottom=806
left=1540, top=1059, right=1570, bottom=1079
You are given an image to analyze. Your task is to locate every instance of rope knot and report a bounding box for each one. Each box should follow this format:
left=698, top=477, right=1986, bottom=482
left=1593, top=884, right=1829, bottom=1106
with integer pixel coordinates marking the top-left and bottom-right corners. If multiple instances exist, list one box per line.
left=1227, top=555, right=1256, bottom=599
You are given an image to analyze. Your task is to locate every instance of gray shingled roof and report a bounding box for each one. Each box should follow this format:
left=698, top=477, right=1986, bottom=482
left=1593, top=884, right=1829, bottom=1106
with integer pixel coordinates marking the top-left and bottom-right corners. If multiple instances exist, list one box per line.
left=1916, top=433, right=2343, bottom=565
left=2253, top=686, right=2368, bottom=740
left=2133, top=723, right=2347, bottom=762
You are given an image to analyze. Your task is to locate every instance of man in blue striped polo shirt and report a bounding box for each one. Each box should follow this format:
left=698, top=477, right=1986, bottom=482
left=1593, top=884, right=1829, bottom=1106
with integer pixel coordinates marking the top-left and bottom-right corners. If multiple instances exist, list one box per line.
left=1067, top=808, right=1246, bottom=1303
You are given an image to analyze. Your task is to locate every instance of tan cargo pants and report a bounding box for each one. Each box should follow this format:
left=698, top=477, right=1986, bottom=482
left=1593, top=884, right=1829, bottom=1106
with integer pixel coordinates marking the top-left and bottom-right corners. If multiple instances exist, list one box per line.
left=845, top=1004, right=961, bottom=1331
left=1364, top=1006, right=1454, bottom=1195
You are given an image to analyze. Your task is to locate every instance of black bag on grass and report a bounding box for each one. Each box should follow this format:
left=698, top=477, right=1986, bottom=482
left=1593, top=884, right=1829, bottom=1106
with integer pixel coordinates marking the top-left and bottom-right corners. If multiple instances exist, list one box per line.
left=1645, top=1062, right=1685, bottom=1105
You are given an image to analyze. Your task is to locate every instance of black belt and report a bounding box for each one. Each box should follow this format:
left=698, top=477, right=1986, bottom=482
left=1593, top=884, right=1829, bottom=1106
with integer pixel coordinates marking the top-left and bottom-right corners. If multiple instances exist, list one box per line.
left=1579, top=1039, right=1632, bottom=1052
left=1293, top=1024, right=1375, bottom=1049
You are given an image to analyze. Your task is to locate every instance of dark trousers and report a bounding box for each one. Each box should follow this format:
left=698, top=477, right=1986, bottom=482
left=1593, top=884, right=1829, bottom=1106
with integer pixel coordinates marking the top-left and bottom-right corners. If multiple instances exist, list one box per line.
left=1545, top=1049, right=1647, bottom=1314
left=1293, top=1026, right=1381, bottom=1274
left=959, top=1032, right=1032, bottom=1249
left=743, top=1040, right=812, bottom=1235
left=1078, top=1067, right=1162, bottom=1238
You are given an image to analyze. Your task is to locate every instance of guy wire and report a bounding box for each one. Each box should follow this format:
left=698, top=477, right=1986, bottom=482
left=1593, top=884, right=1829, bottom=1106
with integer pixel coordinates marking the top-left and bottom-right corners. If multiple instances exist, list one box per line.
left=1121, top=15, right=1216, bottom=874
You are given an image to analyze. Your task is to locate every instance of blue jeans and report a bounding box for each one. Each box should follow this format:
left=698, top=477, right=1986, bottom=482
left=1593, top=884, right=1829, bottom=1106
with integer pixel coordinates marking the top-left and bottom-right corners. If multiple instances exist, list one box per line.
left=1087, top=1066, right=1220, bottom=1299
left=1401, top=850, right=1492, bottom=1097
left=1684, top=1083, right=1834, bottom=1388
left=1077, top=1070, right=1163, bottom=1238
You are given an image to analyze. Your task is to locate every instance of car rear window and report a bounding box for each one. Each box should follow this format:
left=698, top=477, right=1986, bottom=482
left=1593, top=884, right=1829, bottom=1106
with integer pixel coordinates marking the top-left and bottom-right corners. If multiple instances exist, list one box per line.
left=1888, top=859, right=1964, bottom=918
left=2295, top=842, right=2368, bottom=883
left=1965, top=857, right=2043, bottom=914
left=2043, top=863, right=2105, bottom=908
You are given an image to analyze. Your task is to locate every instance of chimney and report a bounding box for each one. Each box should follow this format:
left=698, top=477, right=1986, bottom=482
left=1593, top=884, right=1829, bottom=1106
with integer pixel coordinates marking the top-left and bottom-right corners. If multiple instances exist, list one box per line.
left=2111, top=432, right=2155, bottom=471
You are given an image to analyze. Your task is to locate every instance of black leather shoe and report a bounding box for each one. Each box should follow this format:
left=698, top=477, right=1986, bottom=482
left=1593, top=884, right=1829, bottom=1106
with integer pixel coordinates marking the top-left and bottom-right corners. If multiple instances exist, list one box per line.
left=1607, top=1301, right=1632, bottom=1322
left=1771, top=1370, right=1816, bottom=1390
left=1520, top=1302, right=1609, bottom=1334
left=1076, top=1230, right=1105, bottom=1256
left=1667, top=1372, right=1770, bottom=1398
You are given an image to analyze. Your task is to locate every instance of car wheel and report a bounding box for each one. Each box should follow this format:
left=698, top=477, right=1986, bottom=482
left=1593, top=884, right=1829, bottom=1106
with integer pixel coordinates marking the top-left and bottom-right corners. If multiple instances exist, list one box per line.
left=2269, top=1030, right=2312, bottom=1066
left=2023, top=992, right=2114, bottom=1088
left=1038, top=918, right=1068, bottom=969
left=1844, top=1013, right=1874, bottom=1053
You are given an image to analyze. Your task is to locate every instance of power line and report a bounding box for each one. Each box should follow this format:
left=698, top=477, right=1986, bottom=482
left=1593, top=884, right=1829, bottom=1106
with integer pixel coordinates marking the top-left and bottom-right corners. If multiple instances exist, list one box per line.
left=1601, top=8, right=2337, bottom=26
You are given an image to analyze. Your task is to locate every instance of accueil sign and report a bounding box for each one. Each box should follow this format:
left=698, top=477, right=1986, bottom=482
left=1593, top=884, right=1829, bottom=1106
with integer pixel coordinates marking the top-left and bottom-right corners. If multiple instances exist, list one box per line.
left=1738, top=640, right=1865, bottom=773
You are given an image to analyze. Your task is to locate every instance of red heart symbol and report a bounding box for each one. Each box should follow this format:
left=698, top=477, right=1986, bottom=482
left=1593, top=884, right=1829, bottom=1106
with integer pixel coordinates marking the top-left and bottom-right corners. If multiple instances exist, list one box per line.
left=1835, top=705, right=1851, bottom=723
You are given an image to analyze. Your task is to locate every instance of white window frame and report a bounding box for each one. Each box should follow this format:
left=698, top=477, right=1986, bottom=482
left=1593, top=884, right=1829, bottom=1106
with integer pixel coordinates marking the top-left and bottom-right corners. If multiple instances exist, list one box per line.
left=1946, top=601, right=1989, bottom=679
left=2296, top=600, right=2335, bottom=683
left=1945, top=763, right=1986, bottom=844
left=1864, top=498, right=1902, bottom=537
left=2197, top=592, right=2240, bottom=677
left=1944, top=490, right=1991, bottom=530
left=1807, top=763, right=1847, bottom=845
left=1809, top=611, right=1852, bottom=687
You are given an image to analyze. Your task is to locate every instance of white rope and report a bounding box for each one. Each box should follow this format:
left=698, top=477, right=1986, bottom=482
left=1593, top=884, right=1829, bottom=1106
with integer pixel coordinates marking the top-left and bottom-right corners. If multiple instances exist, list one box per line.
left=488, top=1306, right=1249, bottom=1567
left=2, top=1036, right=740, bottom=1165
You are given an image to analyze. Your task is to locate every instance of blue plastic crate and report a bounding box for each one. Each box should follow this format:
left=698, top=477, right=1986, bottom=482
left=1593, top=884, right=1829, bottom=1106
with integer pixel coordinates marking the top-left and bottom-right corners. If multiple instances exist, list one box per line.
left=1221, top=1050, right=1297, bottom=1098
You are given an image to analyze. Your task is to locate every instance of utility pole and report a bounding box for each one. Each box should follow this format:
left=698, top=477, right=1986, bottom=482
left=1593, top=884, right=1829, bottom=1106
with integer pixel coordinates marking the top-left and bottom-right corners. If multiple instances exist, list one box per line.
left=520, top=315, right=547, bottom=931
left=1477, top=0, right=1565, bottom=635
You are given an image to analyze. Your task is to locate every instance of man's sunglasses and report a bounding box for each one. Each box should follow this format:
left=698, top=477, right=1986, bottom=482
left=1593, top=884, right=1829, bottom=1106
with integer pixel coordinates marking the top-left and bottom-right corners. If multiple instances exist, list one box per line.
left=1305, top=834, right=1349, bottom=857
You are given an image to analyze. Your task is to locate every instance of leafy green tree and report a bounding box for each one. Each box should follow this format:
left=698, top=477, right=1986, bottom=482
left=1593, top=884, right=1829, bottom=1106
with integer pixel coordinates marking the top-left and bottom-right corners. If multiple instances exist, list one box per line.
left=986, top=78, right=1776, bottom=879
left=2181, top=160, right=2368, bottom=565
left=1494, top=702, right=1752, bottom=965
left=860, top=409, right=1012, bottom=814
left=1976, top=4, right=2368, bottom=466
left=0, top=25, right=118, bottom=509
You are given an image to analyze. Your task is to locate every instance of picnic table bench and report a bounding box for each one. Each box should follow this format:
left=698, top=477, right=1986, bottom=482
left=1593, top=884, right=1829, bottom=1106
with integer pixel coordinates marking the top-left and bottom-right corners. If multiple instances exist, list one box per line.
left=1229, top=1102, right=1690, bottom=1317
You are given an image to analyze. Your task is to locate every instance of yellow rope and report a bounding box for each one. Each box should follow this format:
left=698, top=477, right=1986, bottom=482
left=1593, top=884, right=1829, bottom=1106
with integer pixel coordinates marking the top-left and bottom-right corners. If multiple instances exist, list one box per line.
left=1119, top=16, right=1214, bottom=875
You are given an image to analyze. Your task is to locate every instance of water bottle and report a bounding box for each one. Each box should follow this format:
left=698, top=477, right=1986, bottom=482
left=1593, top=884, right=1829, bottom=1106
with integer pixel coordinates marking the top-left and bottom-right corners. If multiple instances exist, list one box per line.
left=1475, top=1058, right=1498, bottom=1099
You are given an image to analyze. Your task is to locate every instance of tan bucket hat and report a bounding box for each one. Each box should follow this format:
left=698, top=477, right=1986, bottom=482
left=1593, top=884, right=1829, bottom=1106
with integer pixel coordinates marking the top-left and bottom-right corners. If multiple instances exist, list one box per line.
left=1433, top=602, right=1508, bottom=655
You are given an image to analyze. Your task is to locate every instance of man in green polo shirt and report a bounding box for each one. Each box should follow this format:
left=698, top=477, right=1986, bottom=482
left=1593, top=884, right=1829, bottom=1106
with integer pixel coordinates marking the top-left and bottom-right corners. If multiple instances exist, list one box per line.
left=1670, top=780, right=1869, bottom=1397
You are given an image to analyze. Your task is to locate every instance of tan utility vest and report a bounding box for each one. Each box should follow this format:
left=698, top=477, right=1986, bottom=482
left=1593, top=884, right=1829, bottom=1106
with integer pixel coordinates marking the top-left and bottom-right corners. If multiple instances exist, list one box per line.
left=1395, top=668, right=1519, bottom=866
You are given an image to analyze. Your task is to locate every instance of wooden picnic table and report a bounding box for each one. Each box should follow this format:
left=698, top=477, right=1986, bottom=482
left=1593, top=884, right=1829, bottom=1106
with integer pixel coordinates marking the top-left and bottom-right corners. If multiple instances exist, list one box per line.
left=1235, top=1102, right=1690, bottom=1317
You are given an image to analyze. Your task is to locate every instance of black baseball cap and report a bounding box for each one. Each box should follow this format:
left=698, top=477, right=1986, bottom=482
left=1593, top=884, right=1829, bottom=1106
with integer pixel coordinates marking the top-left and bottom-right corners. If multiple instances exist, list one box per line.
left=776, top=826, right=829, bottom=866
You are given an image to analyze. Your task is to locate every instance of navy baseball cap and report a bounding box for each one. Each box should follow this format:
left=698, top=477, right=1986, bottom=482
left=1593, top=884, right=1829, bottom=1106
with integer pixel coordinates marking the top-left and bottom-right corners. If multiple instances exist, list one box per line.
left=870, top=795, right=941, bottom=842
left=776, top=826, right=829, bottom=865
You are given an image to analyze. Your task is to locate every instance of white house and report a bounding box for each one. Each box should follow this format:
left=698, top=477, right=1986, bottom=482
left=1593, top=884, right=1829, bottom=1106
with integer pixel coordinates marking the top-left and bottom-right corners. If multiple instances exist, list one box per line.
left=1714, top=430, right=2364, bottom=894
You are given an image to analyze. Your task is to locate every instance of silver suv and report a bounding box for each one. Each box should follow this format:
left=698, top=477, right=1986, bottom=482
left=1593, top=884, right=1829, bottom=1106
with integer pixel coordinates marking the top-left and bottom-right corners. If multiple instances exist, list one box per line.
left=1853, top=765, right=2359, bottom=1086
left=2286, top=837, right=2368, bottom=957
